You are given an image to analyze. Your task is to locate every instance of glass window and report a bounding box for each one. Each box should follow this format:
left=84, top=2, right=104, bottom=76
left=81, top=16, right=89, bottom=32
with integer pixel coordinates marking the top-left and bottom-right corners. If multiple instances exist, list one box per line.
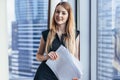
left=8, top=0, right=49, bottom=79
left=97, top=0, right=120, bottom=80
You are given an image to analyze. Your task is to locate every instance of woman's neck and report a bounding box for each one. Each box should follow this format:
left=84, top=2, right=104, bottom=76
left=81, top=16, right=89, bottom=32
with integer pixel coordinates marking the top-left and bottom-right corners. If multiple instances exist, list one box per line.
left=56, top=24, right=66, bottom=34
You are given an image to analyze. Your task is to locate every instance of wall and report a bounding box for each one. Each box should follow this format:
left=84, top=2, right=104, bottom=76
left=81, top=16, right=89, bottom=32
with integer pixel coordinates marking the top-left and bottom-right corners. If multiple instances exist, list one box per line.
left=0, top=0, right=9, bottom=80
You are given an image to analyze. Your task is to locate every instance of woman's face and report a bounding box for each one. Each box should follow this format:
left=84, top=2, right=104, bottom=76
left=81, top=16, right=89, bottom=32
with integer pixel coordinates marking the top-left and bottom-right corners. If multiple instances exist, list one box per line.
left=54, top=5, right=69, bottom=26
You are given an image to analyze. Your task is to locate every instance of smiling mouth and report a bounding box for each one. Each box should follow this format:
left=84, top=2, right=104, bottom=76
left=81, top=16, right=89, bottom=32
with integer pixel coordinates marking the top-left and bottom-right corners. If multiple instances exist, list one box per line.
left=57, top=20, right=61, bottom=21
left=57, top=18, right=62, bottom=21
left=56, top=17, right=62, bottom=20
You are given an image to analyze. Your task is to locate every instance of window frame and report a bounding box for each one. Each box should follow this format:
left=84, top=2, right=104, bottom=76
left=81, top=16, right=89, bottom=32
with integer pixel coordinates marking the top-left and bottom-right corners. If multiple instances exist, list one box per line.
left=91, top=0, right=97, bottom=80
left=77, top=0, right=91, bottom=80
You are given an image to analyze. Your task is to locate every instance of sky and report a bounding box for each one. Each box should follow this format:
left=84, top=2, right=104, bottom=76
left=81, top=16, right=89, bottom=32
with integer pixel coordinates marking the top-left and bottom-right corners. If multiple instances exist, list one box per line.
left=7, top=0, right=15, bottom=55
left=7, top=0, right=15, bottom=36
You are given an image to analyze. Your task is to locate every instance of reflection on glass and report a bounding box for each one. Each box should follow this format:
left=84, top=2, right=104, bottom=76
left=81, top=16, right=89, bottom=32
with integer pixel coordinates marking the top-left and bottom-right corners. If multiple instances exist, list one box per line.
left=97, top=0, right=120, bottom=80
left=113, top=28, right=120, bottom=72
left=8, top=0, right=48, bottom=80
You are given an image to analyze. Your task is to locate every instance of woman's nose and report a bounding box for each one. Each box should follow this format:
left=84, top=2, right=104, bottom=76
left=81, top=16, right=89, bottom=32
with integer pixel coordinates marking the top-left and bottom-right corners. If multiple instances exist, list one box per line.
left=58, top=12, right=62, bottom=17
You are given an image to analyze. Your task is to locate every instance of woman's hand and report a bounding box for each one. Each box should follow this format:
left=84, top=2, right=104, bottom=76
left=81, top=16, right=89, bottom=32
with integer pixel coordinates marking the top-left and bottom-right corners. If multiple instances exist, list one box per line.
left=48, top=51, right=59, bottom=60
left=72, top=77, right=78, bottom=80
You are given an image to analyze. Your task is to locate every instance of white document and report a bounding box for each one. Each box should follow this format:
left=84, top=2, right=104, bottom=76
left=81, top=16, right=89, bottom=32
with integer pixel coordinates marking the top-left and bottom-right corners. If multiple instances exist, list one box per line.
left=46, top=45, right=83, bottom=80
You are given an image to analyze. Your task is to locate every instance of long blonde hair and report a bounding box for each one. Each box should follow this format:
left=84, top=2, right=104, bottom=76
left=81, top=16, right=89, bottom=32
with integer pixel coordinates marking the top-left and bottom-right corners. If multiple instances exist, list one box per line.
left=45, top=2, right=76, bottom=55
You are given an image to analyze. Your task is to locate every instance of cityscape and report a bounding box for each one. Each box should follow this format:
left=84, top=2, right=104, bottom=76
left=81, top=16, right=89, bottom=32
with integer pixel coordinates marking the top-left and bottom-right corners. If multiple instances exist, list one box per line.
left=97, top=0, right=120, bottom=80
left=9, top=0, right=48, bottom=79
left=8, top=0, right=120, bottom=80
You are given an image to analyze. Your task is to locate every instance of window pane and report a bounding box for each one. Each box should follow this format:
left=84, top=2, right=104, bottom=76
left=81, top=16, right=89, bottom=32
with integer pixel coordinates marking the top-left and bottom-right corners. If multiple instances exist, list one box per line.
left=97, top=0, right=120, bottom=80
left=8, top=0, right=49, bottom=79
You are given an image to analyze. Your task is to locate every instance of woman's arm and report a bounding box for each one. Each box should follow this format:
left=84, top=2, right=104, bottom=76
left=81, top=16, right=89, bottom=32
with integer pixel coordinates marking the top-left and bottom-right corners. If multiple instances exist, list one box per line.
left=36, top=36, right=49, bottom=61
left=75, top=34, right=80, bottom=60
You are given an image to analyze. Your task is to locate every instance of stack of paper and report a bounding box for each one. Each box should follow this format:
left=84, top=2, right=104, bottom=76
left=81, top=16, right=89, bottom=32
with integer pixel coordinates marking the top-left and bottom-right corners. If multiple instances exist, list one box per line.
left=46, top=45, right=83, bottom=80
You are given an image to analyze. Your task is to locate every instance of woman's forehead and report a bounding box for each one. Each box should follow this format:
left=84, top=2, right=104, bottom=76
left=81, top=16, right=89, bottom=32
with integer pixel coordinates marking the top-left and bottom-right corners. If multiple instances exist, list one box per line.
left=55, top=5, right=67, bottom=12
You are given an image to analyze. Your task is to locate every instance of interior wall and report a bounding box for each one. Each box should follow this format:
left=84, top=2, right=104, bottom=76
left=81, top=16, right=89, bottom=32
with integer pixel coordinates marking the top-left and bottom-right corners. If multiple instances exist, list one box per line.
left=0, top=0, right=9, bottom=80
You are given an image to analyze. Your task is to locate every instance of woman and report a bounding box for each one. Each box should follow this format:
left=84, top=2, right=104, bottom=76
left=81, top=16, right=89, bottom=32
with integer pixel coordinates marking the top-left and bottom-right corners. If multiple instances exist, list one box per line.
left=34, top=2, right=80, bottom=80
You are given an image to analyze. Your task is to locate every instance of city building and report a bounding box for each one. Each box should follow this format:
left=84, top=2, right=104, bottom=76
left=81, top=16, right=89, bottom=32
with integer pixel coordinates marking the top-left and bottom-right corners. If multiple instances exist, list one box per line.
left=10, top=0, right=48, bottom=79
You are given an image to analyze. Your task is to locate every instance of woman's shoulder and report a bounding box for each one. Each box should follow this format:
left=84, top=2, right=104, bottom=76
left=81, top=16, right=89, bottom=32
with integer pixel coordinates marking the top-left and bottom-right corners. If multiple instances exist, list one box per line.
left=42, top=29, right=50, bottom=34
left=42, top=29, right=50, bottom=41
left=76, top=30, right=80, bottom=38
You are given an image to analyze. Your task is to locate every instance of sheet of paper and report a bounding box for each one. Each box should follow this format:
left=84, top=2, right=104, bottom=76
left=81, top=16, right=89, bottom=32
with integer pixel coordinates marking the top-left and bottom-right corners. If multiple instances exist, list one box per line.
left=46, top=45, right=83, bottom=80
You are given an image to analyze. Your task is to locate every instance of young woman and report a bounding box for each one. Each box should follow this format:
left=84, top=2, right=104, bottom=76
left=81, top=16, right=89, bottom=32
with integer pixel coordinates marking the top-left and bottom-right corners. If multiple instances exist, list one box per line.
left=34, top=2, right=80, bottom=80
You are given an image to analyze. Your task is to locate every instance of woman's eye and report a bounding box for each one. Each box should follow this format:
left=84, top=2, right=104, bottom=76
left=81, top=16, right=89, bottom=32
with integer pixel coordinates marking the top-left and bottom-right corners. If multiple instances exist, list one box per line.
left=55, top=10, right=67, bottom=15
left=56, top=10, right=60, bottom=13
left=62, top=12, right=66, bottom=15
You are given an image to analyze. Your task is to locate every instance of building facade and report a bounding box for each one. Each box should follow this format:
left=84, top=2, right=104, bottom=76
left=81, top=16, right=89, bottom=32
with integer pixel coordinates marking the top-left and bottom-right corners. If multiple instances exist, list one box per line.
left=10, top=0, right=48, bottom=79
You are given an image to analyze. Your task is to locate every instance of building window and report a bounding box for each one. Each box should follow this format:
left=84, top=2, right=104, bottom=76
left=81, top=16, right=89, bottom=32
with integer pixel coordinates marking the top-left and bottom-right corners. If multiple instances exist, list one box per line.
left=97, top=0, right=120, bottom=80
left=8, top=0, right=49, bottom=79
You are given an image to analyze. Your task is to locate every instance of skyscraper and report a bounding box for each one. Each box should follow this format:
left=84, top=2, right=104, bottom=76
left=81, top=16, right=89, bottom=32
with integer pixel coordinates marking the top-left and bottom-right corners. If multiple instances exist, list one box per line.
left=97, top=0, right=120, bottom=80
left=97, top=0, right=115, bottom=80
left=10, top=0, right=48, bottom=79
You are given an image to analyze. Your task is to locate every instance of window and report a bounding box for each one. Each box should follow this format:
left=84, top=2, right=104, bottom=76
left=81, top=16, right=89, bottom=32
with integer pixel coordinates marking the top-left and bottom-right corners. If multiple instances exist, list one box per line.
left=94, top=0, right=120, bottom=80
left=8, top=0, right=49, bottom=79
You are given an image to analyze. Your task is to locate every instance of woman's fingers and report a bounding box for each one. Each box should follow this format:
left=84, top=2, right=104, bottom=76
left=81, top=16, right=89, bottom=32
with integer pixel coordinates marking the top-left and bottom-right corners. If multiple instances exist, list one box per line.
left=54, top=52, right=59, bottom=59
left=48, top=52, right=54, bottom=59
left=48, top=52, right=58, bottom=60
left=48, top=51, right=59, bottom=60
left=72, top=77, right=78, bottom=80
